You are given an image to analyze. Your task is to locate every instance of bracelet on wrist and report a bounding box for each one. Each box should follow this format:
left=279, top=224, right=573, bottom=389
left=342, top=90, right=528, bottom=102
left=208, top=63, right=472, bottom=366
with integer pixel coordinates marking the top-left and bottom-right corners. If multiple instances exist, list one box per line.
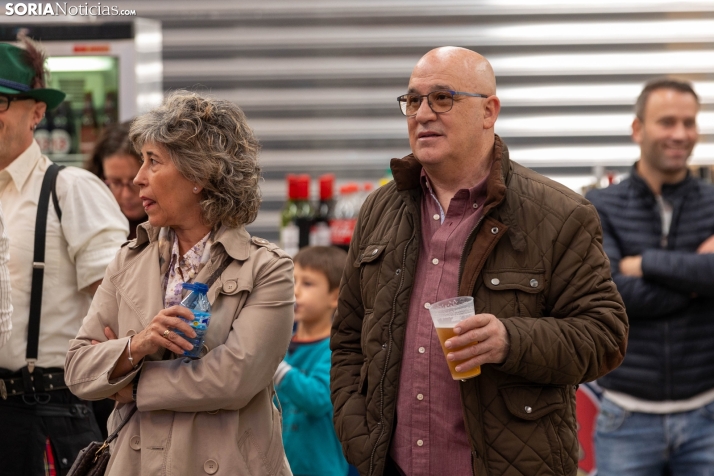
left=127, top=335, right=138, bottom=369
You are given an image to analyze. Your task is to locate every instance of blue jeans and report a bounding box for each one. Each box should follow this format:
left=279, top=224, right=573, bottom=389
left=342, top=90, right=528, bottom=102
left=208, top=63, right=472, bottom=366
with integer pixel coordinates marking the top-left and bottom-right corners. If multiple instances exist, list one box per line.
left=594, top=396, right=714, bottom=476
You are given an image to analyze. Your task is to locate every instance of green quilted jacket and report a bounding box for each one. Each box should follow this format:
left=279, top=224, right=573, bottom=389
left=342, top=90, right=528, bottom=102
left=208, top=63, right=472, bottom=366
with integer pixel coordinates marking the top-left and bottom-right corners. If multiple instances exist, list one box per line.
left=330, top=136, right=628, bottom=476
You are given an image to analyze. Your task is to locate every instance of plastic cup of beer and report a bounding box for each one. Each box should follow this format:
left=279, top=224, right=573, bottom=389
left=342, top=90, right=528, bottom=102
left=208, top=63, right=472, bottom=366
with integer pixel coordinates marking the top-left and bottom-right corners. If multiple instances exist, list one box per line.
left=429, top=296, right=481, bottom=380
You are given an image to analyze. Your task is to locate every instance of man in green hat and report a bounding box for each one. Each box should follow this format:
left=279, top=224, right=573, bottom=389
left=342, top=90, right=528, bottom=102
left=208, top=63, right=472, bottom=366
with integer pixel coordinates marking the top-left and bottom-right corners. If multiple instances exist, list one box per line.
left=0, top=36, right=128, bottom=475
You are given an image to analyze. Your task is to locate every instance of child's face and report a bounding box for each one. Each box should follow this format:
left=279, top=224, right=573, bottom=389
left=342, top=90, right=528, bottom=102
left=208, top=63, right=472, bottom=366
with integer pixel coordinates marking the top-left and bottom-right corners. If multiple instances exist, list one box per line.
left=294, top=264, right=339, bottom=326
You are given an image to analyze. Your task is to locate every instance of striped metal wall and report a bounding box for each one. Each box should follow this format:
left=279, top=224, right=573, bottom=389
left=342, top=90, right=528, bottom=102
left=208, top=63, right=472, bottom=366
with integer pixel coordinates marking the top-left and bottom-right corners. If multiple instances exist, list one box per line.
left=125, top=0, right=714, bottom=241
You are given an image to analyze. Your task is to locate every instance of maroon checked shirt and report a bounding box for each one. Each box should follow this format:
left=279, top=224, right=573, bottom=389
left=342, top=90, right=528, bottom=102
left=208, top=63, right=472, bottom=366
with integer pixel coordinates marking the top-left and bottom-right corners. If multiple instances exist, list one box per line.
left=390, top=169, right=489, bottom=476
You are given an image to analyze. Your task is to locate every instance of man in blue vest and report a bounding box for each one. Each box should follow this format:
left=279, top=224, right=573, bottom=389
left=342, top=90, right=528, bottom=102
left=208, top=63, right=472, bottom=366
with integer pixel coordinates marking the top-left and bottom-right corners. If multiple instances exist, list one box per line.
left=587, top=79, right=714, bottom=475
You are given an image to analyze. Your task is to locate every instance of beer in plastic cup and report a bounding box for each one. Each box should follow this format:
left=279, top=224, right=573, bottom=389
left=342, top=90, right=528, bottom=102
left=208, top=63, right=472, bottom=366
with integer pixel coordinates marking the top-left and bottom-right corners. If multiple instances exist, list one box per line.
left=429, top=296, right=481, bottom=380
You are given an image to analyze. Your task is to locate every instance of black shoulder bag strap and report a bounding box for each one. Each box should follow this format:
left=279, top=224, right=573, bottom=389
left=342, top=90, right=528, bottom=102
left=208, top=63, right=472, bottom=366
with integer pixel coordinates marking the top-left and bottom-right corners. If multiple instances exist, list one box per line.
left=106, top=405, right=137, bottom=445
left=206, top=254, right=234, bottom=288
left=26, top=163, right=65, bottom=373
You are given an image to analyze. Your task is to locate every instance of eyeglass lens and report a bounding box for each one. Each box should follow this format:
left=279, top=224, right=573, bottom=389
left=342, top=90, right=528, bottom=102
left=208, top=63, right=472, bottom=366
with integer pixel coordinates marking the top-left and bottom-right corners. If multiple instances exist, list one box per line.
left=401, top=91, right=454, bottom=116
left=105, top=180, right=139, bottom=193
left=0, top=96, right=10, bottom=112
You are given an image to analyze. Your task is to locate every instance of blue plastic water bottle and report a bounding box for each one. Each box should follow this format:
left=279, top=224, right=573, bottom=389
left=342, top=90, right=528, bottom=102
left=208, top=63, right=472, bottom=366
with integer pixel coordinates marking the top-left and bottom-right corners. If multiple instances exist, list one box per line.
left=175, top=282, right=211, bottom=359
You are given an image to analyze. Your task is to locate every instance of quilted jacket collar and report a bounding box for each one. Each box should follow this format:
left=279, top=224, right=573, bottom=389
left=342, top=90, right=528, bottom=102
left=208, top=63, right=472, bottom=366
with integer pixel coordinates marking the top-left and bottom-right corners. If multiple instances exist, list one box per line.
left=390, top=135, right=521, bottom=250
left=391, top=134, right=511, bottom=194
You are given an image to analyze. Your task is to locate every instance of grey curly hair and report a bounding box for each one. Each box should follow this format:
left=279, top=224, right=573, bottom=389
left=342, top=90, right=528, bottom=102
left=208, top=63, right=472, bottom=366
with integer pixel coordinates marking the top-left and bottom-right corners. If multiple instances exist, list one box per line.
left=129, top=91, right=261, bottom=228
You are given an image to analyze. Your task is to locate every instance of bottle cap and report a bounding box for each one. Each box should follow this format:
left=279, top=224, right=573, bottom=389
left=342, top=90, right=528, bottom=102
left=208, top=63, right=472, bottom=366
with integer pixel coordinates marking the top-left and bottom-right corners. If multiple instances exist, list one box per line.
left=287, top=174, right=310, bottom=199
left=319, top=174, right=334, bottom=200
left=182, top=282, right=209, bottom=293
left=293, top=175, right=310, bottom=199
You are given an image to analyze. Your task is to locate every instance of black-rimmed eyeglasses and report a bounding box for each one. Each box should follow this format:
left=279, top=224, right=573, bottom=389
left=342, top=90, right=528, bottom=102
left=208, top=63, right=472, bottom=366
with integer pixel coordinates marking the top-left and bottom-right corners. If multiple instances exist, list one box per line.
left=397, top=90, right=490, bottom=116
left=0, top=94, right=32, bottom=113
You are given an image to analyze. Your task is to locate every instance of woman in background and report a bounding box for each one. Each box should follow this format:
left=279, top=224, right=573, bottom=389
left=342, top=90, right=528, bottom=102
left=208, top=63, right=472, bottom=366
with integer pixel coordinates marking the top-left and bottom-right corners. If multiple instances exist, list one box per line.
left=86, top=121, right=147, bottom=239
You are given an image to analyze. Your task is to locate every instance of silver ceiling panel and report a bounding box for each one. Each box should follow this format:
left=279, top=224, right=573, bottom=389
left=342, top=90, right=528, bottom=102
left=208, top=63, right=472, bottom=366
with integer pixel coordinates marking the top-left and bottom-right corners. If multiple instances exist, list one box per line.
left=109, top=0, right=714, bottom=242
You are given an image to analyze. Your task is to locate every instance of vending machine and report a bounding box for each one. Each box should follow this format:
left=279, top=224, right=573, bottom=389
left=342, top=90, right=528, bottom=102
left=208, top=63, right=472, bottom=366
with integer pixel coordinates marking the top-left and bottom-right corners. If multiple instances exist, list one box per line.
left=0, top=18, right=162, bottom=166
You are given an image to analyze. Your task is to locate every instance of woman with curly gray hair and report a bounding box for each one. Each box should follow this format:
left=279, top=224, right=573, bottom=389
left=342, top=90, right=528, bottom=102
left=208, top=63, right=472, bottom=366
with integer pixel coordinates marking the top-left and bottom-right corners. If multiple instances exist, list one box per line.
left=65, top=91, right=295, bottom=475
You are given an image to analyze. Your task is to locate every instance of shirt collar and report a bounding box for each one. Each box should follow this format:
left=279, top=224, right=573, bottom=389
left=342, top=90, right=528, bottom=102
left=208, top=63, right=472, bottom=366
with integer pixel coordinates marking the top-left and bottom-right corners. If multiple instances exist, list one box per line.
left=1, top=140, right=42, bottom=192
left=169, top=229, right=212, bottom=267
left=419, top=167, right=490, bottom=205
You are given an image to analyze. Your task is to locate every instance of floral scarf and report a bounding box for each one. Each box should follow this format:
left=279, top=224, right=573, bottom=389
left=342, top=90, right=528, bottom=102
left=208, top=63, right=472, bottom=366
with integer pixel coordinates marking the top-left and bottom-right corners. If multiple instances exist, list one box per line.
left=158, top=227, right=213, bottom=308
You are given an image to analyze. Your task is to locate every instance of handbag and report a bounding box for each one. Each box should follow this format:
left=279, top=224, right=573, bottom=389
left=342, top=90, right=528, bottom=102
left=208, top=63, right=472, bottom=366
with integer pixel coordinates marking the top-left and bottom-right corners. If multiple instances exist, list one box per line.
left=66, top=405, right=137, bottom=476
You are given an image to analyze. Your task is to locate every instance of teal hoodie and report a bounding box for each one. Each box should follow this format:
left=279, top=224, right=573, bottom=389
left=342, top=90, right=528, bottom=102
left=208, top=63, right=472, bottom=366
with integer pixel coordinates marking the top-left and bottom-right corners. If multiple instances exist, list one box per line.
left=275, top=337, right=348, bottom=476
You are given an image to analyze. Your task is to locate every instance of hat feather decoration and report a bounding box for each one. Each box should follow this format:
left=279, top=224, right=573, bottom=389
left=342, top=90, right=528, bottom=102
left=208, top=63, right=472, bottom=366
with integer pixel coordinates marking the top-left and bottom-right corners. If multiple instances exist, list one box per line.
left=17, top=33, right=48, bottom=89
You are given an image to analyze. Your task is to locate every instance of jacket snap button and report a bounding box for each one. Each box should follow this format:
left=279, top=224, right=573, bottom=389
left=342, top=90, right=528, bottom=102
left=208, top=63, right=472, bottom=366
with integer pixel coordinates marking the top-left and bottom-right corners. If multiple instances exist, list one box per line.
left=491, top=278, right=500, bottom=286
left=395, top=269, right=401, bottom=275
left=204, top=459, right=219, bottom=474
left=381, top=343, right=387, bottom=349
left=130, top=435, right=141, bottom=450
left=530, top=279, right=539, bottom=288
left=490, top=227, right=499, bottom=234
left=371, top=249, right=379, bottom=256
left=524, top=406, right=533, bottom=414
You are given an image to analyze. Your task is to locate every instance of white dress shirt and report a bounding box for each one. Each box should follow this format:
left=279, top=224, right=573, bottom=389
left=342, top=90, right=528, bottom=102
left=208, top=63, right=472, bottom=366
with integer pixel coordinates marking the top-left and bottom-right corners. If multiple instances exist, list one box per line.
left=0, top=203, right=11, bottom=348
left=0, top=141, right=128, bottom=371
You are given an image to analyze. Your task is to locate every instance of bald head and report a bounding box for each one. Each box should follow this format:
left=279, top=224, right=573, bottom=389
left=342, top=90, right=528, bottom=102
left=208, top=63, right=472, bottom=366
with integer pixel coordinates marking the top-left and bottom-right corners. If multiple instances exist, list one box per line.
left=404, top=46, right=501, bottom=181
left=412, top=47, right=496, bottom=96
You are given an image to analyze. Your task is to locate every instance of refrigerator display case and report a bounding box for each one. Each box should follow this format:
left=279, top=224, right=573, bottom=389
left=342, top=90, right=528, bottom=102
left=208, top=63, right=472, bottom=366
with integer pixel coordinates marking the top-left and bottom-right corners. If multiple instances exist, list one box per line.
left=0, top=18, right=162, bottom=166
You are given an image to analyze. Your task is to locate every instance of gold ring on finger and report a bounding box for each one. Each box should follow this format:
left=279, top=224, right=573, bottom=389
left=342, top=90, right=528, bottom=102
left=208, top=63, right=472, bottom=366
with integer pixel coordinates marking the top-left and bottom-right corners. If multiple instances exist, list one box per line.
left=163, top=329, right=170, bottom=338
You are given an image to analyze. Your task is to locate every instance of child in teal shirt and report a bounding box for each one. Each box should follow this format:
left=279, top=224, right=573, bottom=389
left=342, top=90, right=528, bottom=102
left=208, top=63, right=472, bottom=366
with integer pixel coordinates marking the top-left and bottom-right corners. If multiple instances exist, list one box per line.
left=274, top=246, right=348, bottom=476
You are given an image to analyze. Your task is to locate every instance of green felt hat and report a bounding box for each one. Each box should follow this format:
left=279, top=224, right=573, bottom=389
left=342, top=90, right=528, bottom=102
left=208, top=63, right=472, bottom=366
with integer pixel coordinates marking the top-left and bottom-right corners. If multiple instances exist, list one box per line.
left=0, top=43, right=65, bottom=110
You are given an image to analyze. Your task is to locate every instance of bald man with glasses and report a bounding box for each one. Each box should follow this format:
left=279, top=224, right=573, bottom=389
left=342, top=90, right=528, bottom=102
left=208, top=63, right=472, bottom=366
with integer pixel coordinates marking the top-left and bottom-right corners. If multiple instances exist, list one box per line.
left=330, top=47, right=628, bottom=476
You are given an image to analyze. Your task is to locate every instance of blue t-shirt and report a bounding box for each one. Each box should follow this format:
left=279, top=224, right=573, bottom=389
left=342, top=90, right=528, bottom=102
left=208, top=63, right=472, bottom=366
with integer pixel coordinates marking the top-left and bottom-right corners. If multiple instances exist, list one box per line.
left=276, top=337, right=348, bottom=476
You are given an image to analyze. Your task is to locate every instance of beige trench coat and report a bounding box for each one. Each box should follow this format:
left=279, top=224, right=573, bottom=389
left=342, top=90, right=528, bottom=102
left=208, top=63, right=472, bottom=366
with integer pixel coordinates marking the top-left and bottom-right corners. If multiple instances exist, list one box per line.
left=65, top=224, right=294, bottom=475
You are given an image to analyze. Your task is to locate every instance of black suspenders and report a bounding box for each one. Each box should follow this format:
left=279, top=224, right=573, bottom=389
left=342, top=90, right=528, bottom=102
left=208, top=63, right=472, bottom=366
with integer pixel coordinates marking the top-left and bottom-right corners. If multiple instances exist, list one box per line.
left=26, top=163, right=64, bottom=373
